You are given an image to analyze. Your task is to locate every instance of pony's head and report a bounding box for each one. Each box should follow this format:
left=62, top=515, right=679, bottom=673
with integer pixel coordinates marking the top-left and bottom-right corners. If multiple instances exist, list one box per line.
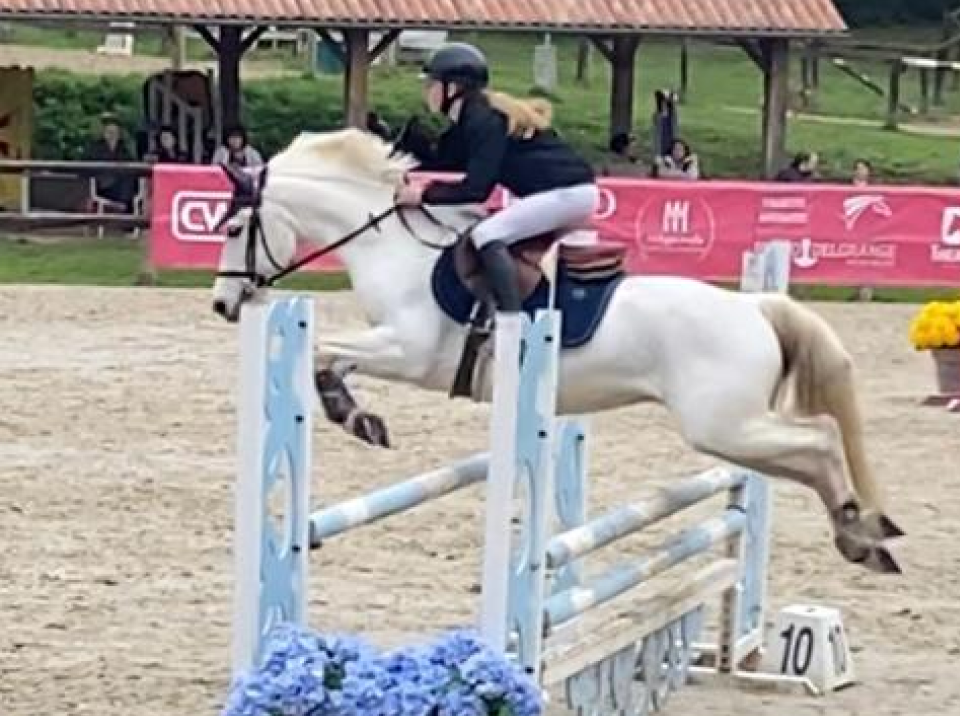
left=211, top=128, right=417, bottom=322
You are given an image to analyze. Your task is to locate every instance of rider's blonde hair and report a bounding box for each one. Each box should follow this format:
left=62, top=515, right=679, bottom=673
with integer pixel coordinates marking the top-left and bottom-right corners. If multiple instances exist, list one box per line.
left=483, top=90, right=553, bottom=138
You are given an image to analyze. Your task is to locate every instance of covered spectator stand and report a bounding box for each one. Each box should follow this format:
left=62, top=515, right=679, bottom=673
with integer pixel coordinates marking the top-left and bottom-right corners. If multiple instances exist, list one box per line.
left=0, top=0, right=848, bottom=176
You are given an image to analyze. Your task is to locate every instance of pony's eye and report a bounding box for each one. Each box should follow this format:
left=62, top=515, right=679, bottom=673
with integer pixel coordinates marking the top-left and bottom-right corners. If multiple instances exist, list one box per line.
left=227, top=225, right=243, bottom=239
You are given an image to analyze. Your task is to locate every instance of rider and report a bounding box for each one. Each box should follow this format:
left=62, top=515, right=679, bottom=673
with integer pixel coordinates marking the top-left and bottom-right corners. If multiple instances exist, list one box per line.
left=394, top=42, right=598, bottom=314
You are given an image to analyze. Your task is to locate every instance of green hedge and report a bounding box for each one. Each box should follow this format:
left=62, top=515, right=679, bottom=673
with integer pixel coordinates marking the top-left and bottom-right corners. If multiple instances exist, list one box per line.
left=32, top=68, right=427, bottom=161
left=34, top=71, right=143, bottom=160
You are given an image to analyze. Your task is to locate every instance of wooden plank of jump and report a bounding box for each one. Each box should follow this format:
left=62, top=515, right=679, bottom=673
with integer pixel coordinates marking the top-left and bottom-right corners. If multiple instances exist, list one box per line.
left=540, top=559, right=739, bottom=687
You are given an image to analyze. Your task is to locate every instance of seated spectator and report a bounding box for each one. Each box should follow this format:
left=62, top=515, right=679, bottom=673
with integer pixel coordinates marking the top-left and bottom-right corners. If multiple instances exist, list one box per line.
left=143, top=125, right=189, bottom=164
left=775, top=151, right=818, bottom=182
left=152, top=125, right=190, bottom=163
left=212, top=125, right=264, bottom=169
left=852, top=158, right=872, bottom=185
left=601, top=132, right=647, bottom=176
left=82, top=113, right=137, bottom=212
left=653, top=138, right=700, bottom=180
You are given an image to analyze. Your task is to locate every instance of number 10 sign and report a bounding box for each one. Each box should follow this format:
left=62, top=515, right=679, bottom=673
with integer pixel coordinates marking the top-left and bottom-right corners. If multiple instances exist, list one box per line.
left=762, top=604, right=857, bottom=694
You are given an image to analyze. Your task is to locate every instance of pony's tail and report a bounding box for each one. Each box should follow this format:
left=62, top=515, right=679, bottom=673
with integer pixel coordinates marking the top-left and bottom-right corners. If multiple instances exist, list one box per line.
left=757, top=293, right=884, bottom=511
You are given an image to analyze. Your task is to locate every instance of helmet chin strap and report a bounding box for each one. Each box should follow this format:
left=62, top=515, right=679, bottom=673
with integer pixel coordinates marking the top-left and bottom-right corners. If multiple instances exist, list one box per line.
left=440, top=82, right=466, bottom=115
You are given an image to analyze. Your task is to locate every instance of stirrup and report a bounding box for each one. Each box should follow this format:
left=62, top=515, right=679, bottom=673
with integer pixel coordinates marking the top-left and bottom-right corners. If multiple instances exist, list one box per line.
left=450, top=302, right=495, bottom=399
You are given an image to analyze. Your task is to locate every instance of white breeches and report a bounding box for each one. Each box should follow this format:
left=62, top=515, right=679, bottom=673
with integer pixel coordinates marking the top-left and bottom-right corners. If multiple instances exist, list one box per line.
left=471, top=183, right=599, bottom=248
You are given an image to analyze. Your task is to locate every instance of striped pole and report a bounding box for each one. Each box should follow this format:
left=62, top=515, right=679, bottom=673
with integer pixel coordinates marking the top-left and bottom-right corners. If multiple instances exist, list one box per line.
left=310, top=454, right=489, bottom=545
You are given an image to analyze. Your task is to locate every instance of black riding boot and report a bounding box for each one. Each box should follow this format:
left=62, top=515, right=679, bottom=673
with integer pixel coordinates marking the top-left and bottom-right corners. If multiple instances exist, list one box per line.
left=478, top=241, right=522, bottom=313
left=450, top=241, right=522, bottom=398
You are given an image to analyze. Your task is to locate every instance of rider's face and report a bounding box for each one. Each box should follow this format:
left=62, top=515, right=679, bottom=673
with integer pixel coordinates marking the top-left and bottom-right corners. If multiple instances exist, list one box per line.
left=423, top=80, right=445, bottom=113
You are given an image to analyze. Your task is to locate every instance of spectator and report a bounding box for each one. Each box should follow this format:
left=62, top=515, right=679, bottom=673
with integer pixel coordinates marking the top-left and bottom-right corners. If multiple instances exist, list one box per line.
left=653, top=138, right=700, bottom=180
left=650, top=89, right=679, bottom=160
left=148, top=125, right=189, bottom=164
left=852, top=158, right=872, bottom=185
left=212, top=125, right=264, bottom=169
left=601, top=132, right=647, bottom=176
left=82, top=113, right=137, bottom=212
left=775, top=151, right=818, bottom=182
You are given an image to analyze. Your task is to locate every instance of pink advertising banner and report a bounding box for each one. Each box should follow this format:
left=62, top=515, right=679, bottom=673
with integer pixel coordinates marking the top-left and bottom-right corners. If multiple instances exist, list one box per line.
left=150, top=164, right=960, bottom=286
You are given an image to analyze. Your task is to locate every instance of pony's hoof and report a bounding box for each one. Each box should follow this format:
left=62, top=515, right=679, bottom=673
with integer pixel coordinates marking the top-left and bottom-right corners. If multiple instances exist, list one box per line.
left=866, top=513, right=906, bottom=540
left=834, top=535, right=903, bottom=575
left=346, top=410, right=391, bottom=448
left=866, top=545, right=903, bottom=575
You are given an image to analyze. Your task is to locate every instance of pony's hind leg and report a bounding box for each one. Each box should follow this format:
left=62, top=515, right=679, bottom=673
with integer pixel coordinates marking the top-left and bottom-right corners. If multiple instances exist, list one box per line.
left=680, top=409, right=902, bottom=574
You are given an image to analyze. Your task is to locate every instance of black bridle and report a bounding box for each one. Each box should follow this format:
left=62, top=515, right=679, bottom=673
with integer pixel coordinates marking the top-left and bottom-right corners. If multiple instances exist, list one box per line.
left=214, top=160, right=459, bottom=289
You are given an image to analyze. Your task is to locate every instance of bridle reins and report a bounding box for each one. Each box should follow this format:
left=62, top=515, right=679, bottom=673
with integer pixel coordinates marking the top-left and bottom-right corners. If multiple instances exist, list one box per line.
left=214, top=162, right=463, bottom=289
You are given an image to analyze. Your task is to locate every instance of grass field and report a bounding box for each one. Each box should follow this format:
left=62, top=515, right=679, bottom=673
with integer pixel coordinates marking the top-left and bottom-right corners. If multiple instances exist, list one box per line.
left=0, top=235, right=954, bottom=305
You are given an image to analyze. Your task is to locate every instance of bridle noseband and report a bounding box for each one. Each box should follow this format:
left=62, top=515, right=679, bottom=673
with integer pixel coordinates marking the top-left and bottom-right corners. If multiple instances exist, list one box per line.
left=214, top=161, right=459, bottom=289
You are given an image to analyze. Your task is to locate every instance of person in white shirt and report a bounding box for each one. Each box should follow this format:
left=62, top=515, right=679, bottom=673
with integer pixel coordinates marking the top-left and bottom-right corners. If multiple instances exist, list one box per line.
left=211, top=125, right=264, bottom=168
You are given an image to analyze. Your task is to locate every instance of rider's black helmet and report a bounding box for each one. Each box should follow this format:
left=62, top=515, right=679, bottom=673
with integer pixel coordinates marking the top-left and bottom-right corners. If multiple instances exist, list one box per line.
left=422, top=42, right=490, bottom=90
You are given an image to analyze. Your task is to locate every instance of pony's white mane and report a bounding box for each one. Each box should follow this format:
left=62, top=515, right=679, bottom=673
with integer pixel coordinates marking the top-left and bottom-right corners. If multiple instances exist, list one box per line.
left=268, top=127, right=418, bottom=188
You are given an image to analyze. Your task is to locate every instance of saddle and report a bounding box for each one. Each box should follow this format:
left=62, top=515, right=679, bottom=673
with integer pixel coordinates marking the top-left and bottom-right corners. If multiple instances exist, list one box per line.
left=452, top=230, right=627, bottom=304
left=448, top=227, right=627, bottom=398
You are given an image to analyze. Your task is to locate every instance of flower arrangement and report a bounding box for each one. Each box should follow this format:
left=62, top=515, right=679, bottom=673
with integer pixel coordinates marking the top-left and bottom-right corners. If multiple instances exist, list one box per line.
left=908, top=300, right=960, bottom=350
left=221, top=623, right=544, bottom=716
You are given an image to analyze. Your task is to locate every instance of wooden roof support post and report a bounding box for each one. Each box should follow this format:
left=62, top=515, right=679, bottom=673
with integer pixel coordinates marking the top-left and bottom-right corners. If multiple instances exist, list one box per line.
left=739, top=38, right=790, bottom=178
left=885, top=60, right=904, bottom=130
left=197, top=25, right=267, bottom=140
left=591, top=35, right=640, bottom=140
left=218, top=26, right=243, bottom=135
left=318, top=29, right=399, bottom=128
left=760, top=38, right=790, bottom=179
left=343, top=29, right=370, bottom=128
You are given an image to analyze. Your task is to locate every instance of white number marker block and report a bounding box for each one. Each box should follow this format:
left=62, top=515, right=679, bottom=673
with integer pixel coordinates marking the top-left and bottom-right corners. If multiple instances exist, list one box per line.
left=762, top=604, right=856, bottom=695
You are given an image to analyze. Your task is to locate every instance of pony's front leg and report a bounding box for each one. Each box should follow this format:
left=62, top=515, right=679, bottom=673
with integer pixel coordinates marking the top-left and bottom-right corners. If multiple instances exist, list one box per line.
left=314, top=326, right=409, bottom=449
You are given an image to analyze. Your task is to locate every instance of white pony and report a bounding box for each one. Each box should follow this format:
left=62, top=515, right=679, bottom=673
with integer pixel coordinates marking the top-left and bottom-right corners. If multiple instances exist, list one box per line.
left=211, top=128, right=904, bottom=574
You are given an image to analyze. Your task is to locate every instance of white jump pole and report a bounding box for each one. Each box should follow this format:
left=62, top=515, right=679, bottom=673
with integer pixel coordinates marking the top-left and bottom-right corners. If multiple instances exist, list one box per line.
left=478, top=311, right=523, bottom=654
left=232, top=297, right=315, bottom=675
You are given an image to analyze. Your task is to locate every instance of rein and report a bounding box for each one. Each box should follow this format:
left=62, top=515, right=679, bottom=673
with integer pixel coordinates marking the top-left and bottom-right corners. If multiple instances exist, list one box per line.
left=215, top=166, right=468, bottom=288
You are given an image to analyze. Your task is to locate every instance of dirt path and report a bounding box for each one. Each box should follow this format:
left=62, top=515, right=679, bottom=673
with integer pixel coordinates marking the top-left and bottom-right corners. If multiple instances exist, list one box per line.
left=0, top=43, right=297, bottom=77
left=722, top=105, right=960, bottom=138
left=0, top=285, right=957, bottom=715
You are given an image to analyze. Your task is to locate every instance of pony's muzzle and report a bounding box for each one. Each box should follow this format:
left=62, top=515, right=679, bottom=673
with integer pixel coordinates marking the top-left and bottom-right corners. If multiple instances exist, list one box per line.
left=212, top=284, right=257, bottom=323
left=212, top=298, right=238, bottom=323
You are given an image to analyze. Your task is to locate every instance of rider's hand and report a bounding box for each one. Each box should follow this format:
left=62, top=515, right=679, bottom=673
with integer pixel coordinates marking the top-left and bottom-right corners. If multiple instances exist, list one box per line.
left=395, top=183, right=424, bottom=206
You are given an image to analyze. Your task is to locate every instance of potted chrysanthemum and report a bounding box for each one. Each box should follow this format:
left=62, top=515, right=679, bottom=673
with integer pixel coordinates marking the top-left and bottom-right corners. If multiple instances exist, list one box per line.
left=221, top=623, right=544, bottom=716
left=909, top=299, right=960, bottom=396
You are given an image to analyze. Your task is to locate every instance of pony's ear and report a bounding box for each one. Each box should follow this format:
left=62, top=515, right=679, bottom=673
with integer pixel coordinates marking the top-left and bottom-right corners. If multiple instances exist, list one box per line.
left=220, top=162, right=256, bottom=202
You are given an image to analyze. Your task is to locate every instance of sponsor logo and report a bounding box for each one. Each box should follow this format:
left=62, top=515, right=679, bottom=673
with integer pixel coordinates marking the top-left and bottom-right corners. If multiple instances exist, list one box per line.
left=790, top=237, right=896, bottom=269
left=757, top=195, right=809, bottom=227
left=635, top=196, right=715, bottom=257
left=941, top=207, right=960, bottom=246
left=171, top=190, right=233, bottom=243
left=931, top=207, right=960, bottom=264
left=842, top=195, right=892, bottom=231
left=593, top=186, right=617, bottom=221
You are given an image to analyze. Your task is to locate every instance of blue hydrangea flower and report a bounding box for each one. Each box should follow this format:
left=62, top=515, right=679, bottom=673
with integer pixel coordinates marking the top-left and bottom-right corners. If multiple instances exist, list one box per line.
left=220, top=625, right=543, bottom=716
left=221, top=623, right=375, bottom=716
